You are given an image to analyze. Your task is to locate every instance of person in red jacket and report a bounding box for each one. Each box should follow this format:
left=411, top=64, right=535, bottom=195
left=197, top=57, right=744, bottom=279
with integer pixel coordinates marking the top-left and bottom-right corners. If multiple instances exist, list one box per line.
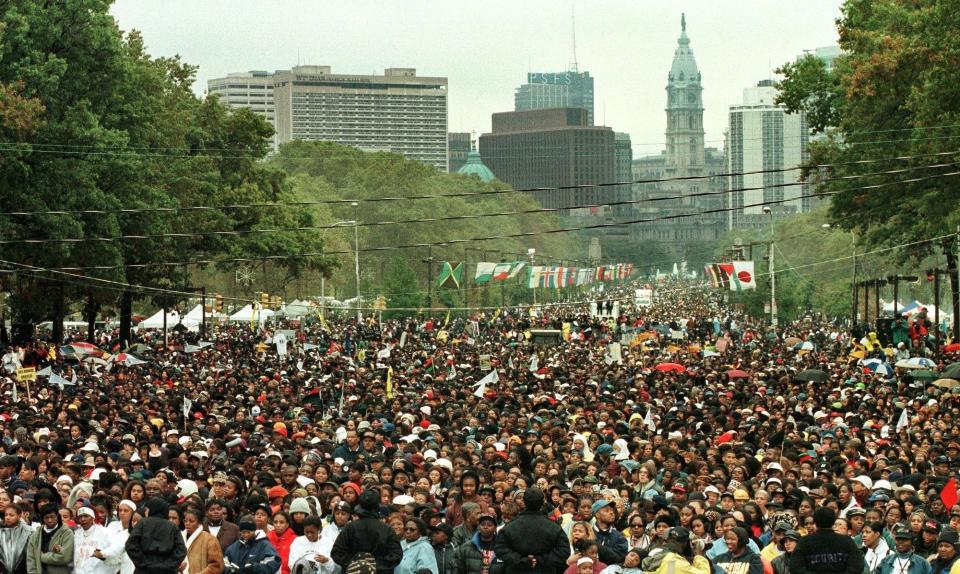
left=268, top=512, right=298, bottom=574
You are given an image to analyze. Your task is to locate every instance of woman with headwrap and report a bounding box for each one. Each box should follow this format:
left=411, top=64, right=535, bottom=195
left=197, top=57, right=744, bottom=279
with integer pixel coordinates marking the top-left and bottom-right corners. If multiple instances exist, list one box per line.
left=101, top=500, right=138, bottom=574
left=571, top=434, right=595, bottom=463
left=25, top=504, right=73, bottom=574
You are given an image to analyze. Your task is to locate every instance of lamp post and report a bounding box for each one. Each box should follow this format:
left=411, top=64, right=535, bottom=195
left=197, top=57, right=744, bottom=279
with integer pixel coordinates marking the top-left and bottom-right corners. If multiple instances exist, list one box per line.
left=764, top=207, right=777, bottom=328
left=351, top=202, right=361, bottom=323
left=528, top=248, right=536, bottom=307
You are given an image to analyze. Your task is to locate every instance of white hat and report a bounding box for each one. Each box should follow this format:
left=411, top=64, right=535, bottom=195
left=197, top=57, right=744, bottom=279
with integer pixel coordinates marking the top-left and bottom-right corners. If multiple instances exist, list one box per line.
left=766, top=462, right=784, bottom=472
left=118, top=499, right=137, bottom=511
left=80, top=442, right=99, bottom=453
left=434, top=458, right=453, bottom=473
left=56, top=475, right=73, bottom=485
left=853, top=475, right=873, bottom=490
left=89, top=468, right=107, bottom=481
left=77, top=507, right=95, bottom=518
left=423, top=449, right=438, bottom=461
left=392, top=494, right=415, bottom=506
left=704, top=486, right=721, bottom=496
left=873, top=480, right=893, bottom=492
left=178, top=436, right=192, bottom=447
left=177, top=479, right=198, bottom=499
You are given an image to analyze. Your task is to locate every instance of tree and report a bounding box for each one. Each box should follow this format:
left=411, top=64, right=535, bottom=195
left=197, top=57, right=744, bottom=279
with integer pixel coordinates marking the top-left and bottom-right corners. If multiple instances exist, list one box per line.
left=382, top=258, right=423, bottom=318
left=0, top=2, right=333, bottom=340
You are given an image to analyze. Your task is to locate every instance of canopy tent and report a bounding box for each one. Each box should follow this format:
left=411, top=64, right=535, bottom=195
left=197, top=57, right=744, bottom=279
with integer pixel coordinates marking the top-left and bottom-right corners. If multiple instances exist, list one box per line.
left=277, top=303, right=312, bottom=318
left=137, top=309, right=199, bottom=331
left=182, top=304, right=224, bottom=324
left=900, top=301, right=952, bottom=319
left=228, top=304, right=275, bottom=322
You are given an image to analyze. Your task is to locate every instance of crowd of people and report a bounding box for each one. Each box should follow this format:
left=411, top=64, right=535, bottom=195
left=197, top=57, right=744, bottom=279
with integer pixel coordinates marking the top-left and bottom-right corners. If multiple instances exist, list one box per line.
left=0, top=278, right=956, bottom=574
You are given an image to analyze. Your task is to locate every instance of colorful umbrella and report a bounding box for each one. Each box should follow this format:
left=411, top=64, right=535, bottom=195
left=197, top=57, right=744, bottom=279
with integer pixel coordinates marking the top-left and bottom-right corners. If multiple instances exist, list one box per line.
left=784, top=337, right=803, bottom=347
left=895, top=357, right=936, bottom=369
left=727, top=369, right=750, bottom=379
left=654, top=362, right=686, bottom=373
left=934, top=378, right=960, bottom=389
left=911, top=370, right=939, bottom=381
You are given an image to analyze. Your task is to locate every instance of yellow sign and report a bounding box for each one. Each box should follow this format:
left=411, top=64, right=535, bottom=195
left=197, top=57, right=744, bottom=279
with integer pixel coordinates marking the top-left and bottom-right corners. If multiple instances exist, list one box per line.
left=374, top=296, right=387, bottom=311
left=16, top=367, right=36, bottom=382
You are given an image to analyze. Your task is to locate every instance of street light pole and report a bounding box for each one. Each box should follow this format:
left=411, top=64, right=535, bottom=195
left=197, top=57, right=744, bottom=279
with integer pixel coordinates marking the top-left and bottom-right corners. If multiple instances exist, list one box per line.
left=528, top=248, right=536, bottom=307
left=765, top=208, right=777, bottom=328
left=352, top=202, right=361, bottom=323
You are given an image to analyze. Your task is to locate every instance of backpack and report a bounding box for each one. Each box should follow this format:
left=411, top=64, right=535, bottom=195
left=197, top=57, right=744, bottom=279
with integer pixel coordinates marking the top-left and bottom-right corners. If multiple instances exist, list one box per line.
left=346, top=552, right=377, bottom=574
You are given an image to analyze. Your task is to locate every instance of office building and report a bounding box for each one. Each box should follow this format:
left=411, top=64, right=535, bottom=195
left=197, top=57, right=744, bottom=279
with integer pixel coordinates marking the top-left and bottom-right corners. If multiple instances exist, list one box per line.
left=614, top=132, right=633, bottom=216
left=448, top=132, right=471, bottom=173
left=479, top=108, right=614, bottom=212
left=515, top=71, right=595, bottom=125
left=632, top=15, right=727, bottom=251
left=207, top=70, right=278, bottom=148
left=727, top=80, right=810, bottom=230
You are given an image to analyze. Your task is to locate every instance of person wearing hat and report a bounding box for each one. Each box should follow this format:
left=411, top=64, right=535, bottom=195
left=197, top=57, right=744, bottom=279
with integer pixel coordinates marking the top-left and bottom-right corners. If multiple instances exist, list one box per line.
left=430, top=523, right=457, bottom=574
left=761, top=521, right=793, bottom=563
left=321, top=501, right=353, bottom=542
left=876, top=528, right=930, bottom=574
left=789, top=508, right=865, bottom=574
left=454, top=513, right=499, bottom=574
left=928, top=529, right=959, bottom=574
left=74, top=505, right=113, bottom=574
left=494, top=488, right=570, bottom=574
left=125, top=497, right=188, bottom=574
left=591, top=499, right=628, bottom=566
left=223, top=519, right=281, bottom=574
left=917, top=520, right=941, bottom=558
left=771, top=530, right=802, bottom=574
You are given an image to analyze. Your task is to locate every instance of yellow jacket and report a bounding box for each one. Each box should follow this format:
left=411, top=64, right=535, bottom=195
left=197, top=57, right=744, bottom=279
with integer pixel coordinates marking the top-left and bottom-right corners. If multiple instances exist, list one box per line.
left=644, top=552, right=712, bottom=574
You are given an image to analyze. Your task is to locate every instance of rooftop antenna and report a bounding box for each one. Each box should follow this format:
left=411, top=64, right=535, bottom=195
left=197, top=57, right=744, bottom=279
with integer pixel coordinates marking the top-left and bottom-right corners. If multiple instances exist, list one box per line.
left=568, top=0, right=579, bottom=73
left=297, top=48, right=301, bottom=67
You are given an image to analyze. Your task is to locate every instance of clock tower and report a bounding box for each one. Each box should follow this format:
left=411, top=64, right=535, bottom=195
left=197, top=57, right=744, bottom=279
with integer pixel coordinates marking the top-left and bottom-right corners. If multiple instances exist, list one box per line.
left=665, top=14, right=705, bottom=169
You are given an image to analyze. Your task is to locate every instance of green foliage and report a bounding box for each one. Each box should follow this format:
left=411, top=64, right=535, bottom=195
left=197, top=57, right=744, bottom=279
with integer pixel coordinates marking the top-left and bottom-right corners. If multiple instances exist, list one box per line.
left=0, top=2, right=332, bottom=323
left=270, top=141, right=581, bottom=310
left=775, top=0, right=960, bottom=257
left=775, top=54, right=843, bottom=134
left=381, top=258, right=423, bottom=318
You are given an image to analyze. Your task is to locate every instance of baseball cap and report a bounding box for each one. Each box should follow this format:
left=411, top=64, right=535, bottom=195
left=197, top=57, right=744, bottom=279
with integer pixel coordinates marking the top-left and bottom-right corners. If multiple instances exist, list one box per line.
left=478, top=512, right=498, bottom=525
left=592, top=499, right=614, bottom=515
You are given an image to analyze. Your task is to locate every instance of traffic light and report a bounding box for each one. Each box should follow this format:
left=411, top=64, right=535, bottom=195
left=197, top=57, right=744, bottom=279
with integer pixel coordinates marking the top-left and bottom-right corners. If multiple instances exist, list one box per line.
left=270, top=295, right=282, bottom=310
left=214, top=294, right=223, bottom=313
left=259, top=292, right=270, bottom=306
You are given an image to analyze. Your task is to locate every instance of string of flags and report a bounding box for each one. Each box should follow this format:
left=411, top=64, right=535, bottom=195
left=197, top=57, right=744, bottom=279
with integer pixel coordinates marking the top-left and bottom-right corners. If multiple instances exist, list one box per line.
left=704, top=262, right=757, bottom=291
left=433, top=261, right=634, bottom=289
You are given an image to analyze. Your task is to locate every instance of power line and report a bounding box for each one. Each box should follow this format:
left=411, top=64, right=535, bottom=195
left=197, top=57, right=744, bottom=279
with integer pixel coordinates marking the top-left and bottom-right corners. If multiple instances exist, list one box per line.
left=23, top=168, right=960, bottom=272
left=0, top=231, right=953, bottom=313
left=1, top=158, right=954, bottom=246
left=7, top=122, right=960, bottom=155
left=1, top=148, right=957, bottom=220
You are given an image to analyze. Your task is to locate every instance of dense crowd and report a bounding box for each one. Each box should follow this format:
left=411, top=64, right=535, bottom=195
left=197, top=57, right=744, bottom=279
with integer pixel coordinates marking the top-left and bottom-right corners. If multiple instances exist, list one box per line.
left=0, top=279, right=957, bottom=574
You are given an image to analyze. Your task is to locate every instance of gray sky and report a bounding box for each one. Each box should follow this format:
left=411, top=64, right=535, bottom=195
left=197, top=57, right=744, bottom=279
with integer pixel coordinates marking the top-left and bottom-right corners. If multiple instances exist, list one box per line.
left=110, top=0, right=842, bottom=156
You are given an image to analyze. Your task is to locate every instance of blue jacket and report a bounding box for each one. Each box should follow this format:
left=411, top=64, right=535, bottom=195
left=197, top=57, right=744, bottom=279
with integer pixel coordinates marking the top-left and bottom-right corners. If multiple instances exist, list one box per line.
left=876, top=552, right=931, bottom=574
left=396, top=537, right=439, bottom=574
left=224, top=535, right=281, bottom=574
left=593, top=525, right=629, bottom=565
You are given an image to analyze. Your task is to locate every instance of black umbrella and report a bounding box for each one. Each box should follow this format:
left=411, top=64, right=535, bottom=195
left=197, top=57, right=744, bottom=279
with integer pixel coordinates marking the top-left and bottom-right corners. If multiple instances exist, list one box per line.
left=795, top=369, right=829, bottom=383
left=943, top=362, right=960, bottom=380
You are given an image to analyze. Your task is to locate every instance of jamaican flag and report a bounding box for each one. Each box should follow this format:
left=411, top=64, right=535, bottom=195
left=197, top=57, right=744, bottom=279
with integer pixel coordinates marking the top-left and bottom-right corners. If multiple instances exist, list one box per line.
left=436, top=261, right=464, bottom=289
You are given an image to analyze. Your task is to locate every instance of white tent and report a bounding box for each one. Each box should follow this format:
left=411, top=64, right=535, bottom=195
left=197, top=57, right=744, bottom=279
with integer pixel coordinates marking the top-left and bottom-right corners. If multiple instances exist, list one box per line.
left=228, top=304, right=275, bottom=322
left=279, top=303, right=312, bottom=318
left=183, top=304, right=223, bottom=324
left=138, top=309, right=182, bottom=329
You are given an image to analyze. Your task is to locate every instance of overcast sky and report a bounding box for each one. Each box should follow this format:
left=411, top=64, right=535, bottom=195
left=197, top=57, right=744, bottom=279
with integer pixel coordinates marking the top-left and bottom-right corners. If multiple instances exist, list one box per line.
left=110, top=0, right=842, bottom=156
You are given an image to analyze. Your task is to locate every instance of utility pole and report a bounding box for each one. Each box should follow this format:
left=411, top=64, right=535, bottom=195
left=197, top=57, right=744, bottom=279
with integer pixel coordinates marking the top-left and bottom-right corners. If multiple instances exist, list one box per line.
left=423, top=246, right=434, bottom=312
left=765, top=207, right=777, bottom=328
left=948, top=231, right=960, bottom=340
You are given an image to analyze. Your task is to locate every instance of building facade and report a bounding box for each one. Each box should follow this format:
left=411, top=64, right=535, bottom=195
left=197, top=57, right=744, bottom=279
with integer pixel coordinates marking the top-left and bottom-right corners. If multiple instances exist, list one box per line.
left=727, top=81, right=810, bottom=230
left=614, top=132, right=633, bottom=216
left=478, top=108, right=614, bottom=212
left=207, top=71, right=278, bottom=148
left=632, top=15, right=727, bottom=253
left=272, top=66, right=448, bottom=170
left=515, top=71, right=595, bottom=125
left=448, top=132, right=471, bottom=173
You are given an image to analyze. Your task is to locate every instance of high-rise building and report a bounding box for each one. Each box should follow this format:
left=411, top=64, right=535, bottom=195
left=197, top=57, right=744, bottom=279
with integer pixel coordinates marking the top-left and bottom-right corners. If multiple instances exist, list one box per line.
left=448, top=132, right=471, bottom=173
left=614, top=132, right=633, bottom=216
left=727, top=80, right=810, bottom=230
left=802, top=45, right=841, bottom=72
left=515, top=71, right=595, bottom=125
left=479, top=108, right=614, bottom=212
left=272, top=66, right=448, bottom=170
left=209, top=66, right=448, bottom=169
left=207, top=70, right=278, bottom=148
left=632, top=15, right=726, bottom=252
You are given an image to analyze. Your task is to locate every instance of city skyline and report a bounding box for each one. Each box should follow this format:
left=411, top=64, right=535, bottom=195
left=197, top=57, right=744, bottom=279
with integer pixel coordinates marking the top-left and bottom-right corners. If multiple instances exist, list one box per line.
left=110, top=0, right=842, bottom=156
